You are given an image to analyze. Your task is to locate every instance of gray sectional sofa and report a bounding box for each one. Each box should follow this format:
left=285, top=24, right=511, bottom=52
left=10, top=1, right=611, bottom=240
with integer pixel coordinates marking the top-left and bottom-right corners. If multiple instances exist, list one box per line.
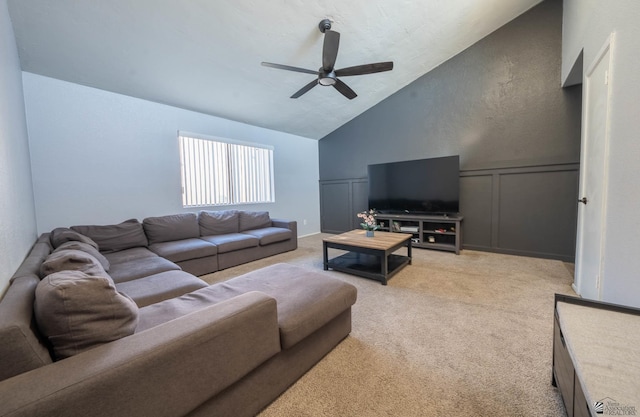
left=0, top=210, right=358, bottom=417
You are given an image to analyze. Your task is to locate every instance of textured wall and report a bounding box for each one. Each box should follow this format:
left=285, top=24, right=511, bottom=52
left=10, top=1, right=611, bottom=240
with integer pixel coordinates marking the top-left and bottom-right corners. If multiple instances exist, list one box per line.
left=0, top=0, right=38, bottom=296
left=320, top=0, right=580, bottom=178
left=318, top=0, right=582, bottom=260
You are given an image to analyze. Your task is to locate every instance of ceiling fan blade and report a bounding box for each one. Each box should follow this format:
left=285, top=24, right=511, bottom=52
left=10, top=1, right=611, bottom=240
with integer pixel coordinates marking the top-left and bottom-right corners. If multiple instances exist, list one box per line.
left=261, top=62, right=319, bottom=75
left=335, top=61, right=394, bottom=77
left=333, top=78, right=357, bottom=100
left=322, top=30, right=340, bottom=71
left=291, top=79, right=318, bottom=99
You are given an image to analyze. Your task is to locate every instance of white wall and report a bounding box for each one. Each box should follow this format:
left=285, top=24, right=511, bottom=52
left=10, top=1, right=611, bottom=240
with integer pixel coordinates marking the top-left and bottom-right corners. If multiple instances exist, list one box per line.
left=563, top=0, right=640, bottom=307
left=0, top=0, right=38, bottom=296
left=22, top=73, right=320, bottom=237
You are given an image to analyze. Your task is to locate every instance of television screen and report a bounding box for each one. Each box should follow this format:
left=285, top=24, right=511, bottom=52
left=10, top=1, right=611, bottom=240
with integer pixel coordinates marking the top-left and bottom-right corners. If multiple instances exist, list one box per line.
left=367, top=156, right=460, bottom=215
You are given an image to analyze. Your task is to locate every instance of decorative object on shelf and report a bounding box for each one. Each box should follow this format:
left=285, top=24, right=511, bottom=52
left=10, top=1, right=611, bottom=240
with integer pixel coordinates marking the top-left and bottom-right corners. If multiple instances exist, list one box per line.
left=357, top=209, right=379, bottom=237
left=373, top=213, right=463, bottom=254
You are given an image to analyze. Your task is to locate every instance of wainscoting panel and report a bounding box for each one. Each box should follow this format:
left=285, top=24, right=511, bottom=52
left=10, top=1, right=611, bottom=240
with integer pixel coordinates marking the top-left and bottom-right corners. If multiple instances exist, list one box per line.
left=497, top=168, right=579, bottom=260
left=320, top=182, right=351, bottom=234
left=320, top=179, right=368, bottom=233
left=460, top=163, right=579, bottom=261
left=351, top=180, right=369, bottom=223
left=320, top=163, right=579, bottom=262
left=459, top=175, right=493, bottom=249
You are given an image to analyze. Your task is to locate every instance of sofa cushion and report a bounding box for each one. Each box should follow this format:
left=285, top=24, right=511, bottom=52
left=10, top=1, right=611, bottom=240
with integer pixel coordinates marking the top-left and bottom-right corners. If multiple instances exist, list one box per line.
left=241, top=227, right=293, bottom=246
left=34, top=270, right=139, bottom=360
left=200, top=233, right=259, bottom=254
left=148, top=238, right=217, bottom=263
left=49, top=227, right=99, bottom=250
left=143, top=213, right=200, bottom=245
left=71, top=219, right=148, bottom=253
left=107, top=256, right=181, bottom=284
left=54, top=241, right=110, bottom=271
left=213, top=264, right=357, bottom=349
left=238, top=211, right=271, bottom=232
left=139, top=263, right=357, bottom=349
left=40, top=249, right=107, bottom=279
left=199, top=210, right=239, bottom=235
left=116, top=270, right=208, bottom=308
left=103, top=247, right=158, bottom=265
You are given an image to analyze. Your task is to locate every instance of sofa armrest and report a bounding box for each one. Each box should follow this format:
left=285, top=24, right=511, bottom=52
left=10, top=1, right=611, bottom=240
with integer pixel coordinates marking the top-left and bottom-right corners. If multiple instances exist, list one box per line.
left=271, top=219, right=297, bottom=234
left=0, top=291, right=280, bottom=417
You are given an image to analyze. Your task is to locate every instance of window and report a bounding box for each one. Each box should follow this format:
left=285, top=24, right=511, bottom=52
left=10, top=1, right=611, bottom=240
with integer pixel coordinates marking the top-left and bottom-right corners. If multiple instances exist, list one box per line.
left=178, top=131, right=275, bottom=207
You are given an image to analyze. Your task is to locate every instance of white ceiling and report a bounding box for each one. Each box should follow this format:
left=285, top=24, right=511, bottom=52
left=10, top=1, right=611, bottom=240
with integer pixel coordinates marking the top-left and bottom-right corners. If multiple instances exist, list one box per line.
left=8, top=0, right=542, bottom=140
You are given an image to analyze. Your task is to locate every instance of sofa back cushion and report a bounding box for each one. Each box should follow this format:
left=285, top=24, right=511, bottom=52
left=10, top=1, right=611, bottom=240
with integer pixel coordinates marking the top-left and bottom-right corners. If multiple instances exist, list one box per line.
left=40, top=249, right=108, bottom=279
left=239, top=211, right=271, bottom=231
left=199, top=210, right=239, bottom=235
left=143, top=213, right=200, bottom=245
left=54, top=241, right=110, bottom=271
left=0, top=275, right=53, bottom=382
left=34, top=270, right=139, bottom=360
left=71, top=219, right=148, bottom=253
left=49, top=227, right=99, bottom=250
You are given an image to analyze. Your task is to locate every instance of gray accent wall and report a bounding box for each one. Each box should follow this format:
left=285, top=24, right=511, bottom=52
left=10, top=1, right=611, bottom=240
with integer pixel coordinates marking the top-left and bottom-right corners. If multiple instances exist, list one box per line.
left=319, top=0, right=582, bottom=261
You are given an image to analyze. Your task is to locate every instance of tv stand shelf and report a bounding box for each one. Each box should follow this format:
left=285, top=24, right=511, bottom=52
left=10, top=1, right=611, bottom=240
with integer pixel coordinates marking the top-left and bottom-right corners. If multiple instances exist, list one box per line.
left=375, top=213, right=463, bottom=254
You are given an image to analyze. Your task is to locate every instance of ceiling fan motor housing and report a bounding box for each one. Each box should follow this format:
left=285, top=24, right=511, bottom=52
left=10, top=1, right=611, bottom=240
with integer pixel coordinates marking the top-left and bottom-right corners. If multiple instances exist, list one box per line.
left=319, top=19, right=332, bottom=33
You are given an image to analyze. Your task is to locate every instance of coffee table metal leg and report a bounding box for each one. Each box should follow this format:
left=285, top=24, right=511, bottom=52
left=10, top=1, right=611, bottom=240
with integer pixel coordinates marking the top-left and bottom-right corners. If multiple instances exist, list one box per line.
left=323, top=242, right=329, bottom=270
left=380, top=252, right=388, bottom=285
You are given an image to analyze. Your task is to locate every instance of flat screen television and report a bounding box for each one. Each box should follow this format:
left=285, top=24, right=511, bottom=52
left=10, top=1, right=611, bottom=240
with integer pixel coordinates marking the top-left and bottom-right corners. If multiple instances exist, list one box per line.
left=367, top=155, right=460, bottom=215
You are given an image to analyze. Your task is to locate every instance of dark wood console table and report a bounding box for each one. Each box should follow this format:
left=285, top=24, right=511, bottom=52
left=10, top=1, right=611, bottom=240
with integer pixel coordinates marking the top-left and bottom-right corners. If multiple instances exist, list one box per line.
left=374, top=213, right=462, bottom=254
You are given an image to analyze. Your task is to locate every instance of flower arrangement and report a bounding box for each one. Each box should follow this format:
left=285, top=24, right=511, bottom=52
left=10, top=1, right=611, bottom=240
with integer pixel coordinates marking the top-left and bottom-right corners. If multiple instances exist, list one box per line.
left=357, top=209, right=379, bottom=231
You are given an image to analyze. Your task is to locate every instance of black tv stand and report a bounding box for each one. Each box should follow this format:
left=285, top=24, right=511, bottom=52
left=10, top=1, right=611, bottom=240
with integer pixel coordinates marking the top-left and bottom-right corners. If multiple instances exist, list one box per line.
left=375, top=213, right=463, bottom=254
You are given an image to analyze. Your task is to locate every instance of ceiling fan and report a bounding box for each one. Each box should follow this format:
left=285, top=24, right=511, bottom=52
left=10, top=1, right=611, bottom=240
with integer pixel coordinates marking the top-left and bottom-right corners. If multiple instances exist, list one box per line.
left=261, top=19, right=393, bottom=100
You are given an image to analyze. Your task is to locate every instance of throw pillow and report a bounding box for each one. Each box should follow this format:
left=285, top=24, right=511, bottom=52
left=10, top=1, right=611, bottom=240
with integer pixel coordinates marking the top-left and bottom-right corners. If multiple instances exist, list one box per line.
left=40, top=249, right=107, bottom=279
left=54, top=241, right=110, bottom=271
left=238, top=211, right=271, bottom=231
left=71, top=219, right=148, bottom=253
left=143, top=213, right=199, bottom=245
left=34, top=270, right=139, bottom=360
left=199, top=210, right=239, bottom=235
left=49, top=227, right=99, bottom=250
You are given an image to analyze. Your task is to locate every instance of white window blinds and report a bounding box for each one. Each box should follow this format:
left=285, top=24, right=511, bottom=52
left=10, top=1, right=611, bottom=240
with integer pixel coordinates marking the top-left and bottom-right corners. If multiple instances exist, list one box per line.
left=178, top=131, right=275, bottom=207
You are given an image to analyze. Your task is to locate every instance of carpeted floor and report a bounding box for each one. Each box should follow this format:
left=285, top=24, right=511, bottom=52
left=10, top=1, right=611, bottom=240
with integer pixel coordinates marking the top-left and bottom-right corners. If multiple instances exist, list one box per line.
left=200, top=233, right=577, bottom=417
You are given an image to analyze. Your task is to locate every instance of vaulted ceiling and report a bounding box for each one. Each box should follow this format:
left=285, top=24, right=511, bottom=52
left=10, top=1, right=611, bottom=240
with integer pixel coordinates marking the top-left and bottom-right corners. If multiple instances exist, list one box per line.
left=8, top=0, right=543, bottom=139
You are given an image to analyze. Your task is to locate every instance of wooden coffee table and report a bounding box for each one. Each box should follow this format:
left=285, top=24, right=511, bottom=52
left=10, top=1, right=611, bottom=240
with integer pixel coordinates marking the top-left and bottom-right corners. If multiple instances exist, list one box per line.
left=323, top=230, right=412, bottom=285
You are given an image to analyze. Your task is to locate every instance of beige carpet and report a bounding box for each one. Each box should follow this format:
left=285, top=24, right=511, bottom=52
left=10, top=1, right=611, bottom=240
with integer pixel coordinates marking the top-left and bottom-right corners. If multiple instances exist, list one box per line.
left=201, top=233, right=576, bottom=417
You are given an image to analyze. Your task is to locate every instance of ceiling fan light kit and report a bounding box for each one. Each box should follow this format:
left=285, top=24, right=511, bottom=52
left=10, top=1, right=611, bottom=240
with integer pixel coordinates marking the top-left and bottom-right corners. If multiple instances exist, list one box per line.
left=318, top=71, right=337, bottom=86
left=261, top=19, right=393, bottom=99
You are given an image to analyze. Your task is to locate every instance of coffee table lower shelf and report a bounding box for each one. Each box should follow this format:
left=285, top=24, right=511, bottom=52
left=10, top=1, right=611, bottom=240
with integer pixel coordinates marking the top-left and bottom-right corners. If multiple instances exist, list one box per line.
left=325, top=252, right=410, bottom=285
